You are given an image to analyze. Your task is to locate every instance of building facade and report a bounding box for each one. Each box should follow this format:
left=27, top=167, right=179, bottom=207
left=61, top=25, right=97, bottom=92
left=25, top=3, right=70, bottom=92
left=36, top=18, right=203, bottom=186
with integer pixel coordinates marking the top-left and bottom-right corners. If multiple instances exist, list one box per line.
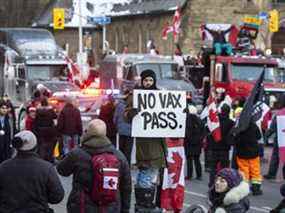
left=33, top=0, right=285, bottom=62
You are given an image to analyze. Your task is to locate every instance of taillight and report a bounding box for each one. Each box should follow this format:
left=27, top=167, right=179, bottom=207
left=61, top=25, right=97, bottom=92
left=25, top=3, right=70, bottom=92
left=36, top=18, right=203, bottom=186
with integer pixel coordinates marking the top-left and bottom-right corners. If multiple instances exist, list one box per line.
left=82, top=88, right=102, bottom=96
left=48, top=98, right=59, bottom=106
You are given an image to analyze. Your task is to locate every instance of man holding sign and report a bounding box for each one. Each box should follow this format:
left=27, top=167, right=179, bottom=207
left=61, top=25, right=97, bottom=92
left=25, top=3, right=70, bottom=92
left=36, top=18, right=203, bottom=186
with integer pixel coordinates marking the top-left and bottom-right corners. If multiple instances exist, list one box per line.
left=124, top=69, right=187, bottom=212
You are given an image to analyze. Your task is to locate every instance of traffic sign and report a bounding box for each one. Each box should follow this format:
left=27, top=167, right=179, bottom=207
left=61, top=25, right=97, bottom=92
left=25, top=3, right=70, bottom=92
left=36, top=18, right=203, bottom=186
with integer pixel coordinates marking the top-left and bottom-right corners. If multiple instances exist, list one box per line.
left=242, top=16, right=262, bottom=26
left=87, top=16, right=111, bottom=25
left=53, top=8, right=65, bottom=29
left=259, top=12, right=268, bottom=20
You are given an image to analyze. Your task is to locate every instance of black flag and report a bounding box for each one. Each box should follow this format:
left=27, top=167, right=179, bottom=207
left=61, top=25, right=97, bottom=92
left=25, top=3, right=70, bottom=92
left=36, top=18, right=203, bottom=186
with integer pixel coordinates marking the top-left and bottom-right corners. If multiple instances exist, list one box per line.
left=233, top=69, right=265, bottom=135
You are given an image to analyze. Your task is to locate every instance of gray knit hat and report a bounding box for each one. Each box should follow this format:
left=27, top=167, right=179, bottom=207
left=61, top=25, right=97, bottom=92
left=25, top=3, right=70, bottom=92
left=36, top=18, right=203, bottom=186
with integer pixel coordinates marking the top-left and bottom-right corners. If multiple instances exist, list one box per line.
left=13, top=130, right=37, bottom=151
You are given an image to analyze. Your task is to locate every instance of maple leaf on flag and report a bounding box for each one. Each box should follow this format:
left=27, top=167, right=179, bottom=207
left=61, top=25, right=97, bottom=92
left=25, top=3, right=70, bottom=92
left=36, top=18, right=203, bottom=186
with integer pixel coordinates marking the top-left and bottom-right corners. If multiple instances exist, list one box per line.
left=209, top=108, right=219, bottom=123
left=168, top=152, right=183, bottom=184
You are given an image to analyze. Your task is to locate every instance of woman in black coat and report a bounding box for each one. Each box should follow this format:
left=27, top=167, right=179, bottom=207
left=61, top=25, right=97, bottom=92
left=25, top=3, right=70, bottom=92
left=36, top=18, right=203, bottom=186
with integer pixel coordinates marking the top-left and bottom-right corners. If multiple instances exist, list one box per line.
left=184, top=106, right=204, bottom=180
left=33, top=98, right=57, bottom=163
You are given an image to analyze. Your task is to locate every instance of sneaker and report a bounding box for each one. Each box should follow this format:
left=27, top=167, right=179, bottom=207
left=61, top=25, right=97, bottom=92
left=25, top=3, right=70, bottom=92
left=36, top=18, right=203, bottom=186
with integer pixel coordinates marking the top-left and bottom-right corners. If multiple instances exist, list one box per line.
left=196, top=176, right=202, bottom=181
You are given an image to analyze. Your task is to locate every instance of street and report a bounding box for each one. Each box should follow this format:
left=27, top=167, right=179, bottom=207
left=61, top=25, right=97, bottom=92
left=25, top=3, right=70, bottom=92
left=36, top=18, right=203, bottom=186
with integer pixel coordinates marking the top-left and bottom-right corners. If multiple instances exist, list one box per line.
left=52, top=146, right=282, bottom=213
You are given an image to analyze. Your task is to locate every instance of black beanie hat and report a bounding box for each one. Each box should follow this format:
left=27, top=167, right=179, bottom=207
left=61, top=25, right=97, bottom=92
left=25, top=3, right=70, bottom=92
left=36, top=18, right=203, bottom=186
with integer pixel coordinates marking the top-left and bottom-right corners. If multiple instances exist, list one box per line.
left=140, top=69, right=157, bottom=89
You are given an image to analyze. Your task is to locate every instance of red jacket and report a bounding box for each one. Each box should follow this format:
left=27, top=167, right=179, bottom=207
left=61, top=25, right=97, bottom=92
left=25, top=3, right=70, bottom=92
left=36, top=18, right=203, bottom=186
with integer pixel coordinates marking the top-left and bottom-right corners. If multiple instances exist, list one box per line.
left=25, top=116, right=34, bottom=131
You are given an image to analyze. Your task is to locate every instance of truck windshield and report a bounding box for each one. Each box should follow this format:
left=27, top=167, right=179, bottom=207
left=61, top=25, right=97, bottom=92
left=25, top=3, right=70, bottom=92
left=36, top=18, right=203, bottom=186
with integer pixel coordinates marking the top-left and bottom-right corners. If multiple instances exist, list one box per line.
left=136, top=63, right=179, bottom=79
left=10, top=31, right=57, bottom=55
left=231, top=65, right=279, bottom=83
left=27, top=65, right=68, bottom=81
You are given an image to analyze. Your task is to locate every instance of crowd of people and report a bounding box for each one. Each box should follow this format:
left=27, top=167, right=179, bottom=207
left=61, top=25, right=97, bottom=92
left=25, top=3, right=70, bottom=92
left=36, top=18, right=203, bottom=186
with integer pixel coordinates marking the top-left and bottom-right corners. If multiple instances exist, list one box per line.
left=0, top=67, right=284, bottom=213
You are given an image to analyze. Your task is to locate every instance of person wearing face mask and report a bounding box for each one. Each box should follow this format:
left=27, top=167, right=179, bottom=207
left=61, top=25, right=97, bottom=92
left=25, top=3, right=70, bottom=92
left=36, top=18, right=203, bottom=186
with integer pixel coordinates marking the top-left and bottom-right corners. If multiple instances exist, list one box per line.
left=208, top=168, right=250, bottom=213
left=0, top=101, right=12, bottom=163
left=124, top=69, right=167, bottom=212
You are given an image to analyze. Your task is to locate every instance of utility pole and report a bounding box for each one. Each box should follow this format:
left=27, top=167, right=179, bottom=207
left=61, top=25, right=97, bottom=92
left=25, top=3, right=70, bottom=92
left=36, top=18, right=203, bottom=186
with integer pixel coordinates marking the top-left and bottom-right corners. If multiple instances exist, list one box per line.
left=103, top=24, right=106, bottom=53
left=78, top=0, right=83, bottom=55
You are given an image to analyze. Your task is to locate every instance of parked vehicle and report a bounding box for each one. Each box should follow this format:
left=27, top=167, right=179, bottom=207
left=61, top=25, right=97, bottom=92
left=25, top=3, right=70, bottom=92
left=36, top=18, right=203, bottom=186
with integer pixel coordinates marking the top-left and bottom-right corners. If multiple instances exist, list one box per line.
left=187, top=52, right=285, bottom=105
left=0, top=28, right=70, bottom=105
left=99, top=54, right=202, bottom=104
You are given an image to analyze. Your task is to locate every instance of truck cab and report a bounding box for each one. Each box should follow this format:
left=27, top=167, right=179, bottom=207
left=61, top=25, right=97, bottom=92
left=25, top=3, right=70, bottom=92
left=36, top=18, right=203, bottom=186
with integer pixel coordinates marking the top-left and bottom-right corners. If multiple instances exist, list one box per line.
left=99, top=54, right=202, bottom=104
left=0, top=28, right=69, bottom=106
left=210, top=55, right=283, bottom=98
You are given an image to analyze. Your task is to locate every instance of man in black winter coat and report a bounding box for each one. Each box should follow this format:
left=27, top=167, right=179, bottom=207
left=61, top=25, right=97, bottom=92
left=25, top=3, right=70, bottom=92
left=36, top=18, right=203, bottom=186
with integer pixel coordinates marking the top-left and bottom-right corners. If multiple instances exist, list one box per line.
left=208, top=104, right=235, bottom=187
left=57, top=119, right=131, bottom=213
left=0, top=130, right=64, bottom=213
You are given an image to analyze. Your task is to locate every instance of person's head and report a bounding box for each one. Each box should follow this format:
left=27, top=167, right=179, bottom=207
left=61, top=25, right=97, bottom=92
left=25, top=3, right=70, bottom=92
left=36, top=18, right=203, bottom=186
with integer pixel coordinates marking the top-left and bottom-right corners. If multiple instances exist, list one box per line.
left=41, top=97, right=49, bottom=107
left=2, top=94, right=9, bottom=102
left=0, top=101, right=8, bottom=116
left=140, top=69, right=157, bottom=89
left=215, top=87, right=225, bottom=103
left=82, top=119, right=107, bottom=140
left=28, top=107, right=36, bottom=119
left=215, top=168, right=242, bottom=193
left=234, top=107, right=243, bottom=119
left=12, top=130, right=37, bottom=152
left=65, top=95, right=76, bottom=106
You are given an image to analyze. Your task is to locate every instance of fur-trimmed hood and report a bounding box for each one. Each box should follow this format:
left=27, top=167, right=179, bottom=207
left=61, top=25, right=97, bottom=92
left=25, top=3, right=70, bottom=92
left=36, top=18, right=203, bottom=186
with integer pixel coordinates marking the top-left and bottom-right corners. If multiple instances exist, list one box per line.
left=214, top=181, right=250, bottom=213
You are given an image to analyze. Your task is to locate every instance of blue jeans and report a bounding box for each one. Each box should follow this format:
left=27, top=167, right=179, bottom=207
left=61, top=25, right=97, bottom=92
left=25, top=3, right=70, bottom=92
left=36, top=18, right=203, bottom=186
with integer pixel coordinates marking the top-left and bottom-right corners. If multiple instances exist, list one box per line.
left=214, top=42, right=232, bottom=55
left=62, top=135, right=80, bottom=155
left=137, top=167, right=159, bottom=188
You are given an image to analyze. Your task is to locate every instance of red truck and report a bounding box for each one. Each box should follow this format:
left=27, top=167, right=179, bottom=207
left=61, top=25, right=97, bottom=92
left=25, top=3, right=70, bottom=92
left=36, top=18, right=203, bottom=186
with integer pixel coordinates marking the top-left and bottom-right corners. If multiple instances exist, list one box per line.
left=187, top=54, right=285, bottom=105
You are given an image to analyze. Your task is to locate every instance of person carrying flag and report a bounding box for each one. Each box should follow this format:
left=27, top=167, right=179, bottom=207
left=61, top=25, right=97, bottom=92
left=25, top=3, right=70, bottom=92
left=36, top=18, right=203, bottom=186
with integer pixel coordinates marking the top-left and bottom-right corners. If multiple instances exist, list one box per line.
left=208, top=104, right=235, bottom=187
left=232, top=70, right=265, bottom=196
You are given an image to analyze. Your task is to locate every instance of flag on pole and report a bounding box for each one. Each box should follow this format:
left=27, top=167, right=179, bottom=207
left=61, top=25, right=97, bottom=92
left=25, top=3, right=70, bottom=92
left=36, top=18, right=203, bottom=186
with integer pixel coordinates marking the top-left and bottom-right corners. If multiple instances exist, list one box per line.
left=172, top=7, right=182, bottom=40
left=161, top=6, right=182, bottom=40
left=161, top=138, right=185, bottom=212
left=233, top=70, right=265, bottom=135
left=207, top=97, right=222, bottom=142
left=200, top=24, right=239, bottom=46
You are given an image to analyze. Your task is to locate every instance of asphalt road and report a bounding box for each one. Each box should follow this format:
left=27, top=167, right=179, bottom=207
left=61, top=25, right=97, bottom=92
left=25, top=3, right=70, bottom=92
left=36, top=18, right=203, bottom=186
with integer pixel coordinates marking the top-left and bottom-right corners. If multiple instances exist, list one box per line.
left=51, top=146, right=283, bottom=213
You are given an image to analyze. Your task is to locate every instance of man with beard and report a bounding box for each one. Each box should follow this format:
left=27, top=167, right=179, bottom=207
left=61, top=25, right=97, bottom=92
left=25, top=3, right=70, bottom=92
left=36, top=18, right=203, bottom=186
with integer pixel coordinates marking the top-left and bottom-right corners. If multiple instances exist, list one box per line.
left=124, top=69, right=167, bottom=212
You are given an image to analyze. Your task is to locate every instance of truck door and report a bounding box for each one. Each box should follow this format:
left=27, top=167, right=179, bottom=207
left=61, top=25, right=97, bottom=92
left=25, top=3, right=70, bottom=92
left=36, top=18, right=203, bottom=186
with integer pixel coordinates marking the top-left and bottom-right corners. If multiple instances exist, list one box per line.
left=15, top=65, right=27, bottom=102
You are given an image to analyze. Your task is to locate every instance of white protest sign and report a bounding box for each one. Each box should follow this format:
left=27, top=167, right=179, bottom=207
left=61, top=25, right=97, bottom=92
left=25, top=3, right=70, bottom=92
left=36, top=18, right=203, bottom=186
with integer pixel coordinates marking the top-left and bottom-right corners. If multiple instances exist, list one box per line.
left=131, top=90, right=187, bottom=138
left=277, top=115, right=285, bottom=148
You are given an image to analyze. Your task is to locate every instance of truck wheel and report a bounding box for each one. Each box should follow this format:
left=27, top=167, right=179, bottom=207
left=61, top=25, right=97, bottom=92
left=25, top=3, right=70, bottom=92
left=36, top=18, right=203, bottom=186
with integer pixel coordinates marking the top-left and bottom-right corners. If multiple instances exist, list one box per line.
left=18, top=109, right=26, bottom=131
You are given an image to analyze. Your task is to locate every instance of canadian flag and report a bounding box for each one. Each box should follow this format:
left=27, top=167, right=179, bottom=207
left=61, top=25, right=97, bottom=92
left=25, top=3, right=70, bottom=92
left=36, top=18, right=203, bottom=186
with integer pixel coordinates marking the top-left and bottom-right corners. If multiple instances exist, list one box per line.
left=161, top=138, right=185, bottom=212
left=276, top=109, right=285, bottom=163
left=207, top=97, right=222, bottom=142
left=200, top=24, right=239, bottom=47
left=103, top=175, right=118, bottom=190
left=65, top=56, right=81, bottom=82
left=161, top=7, right=182, bottom=40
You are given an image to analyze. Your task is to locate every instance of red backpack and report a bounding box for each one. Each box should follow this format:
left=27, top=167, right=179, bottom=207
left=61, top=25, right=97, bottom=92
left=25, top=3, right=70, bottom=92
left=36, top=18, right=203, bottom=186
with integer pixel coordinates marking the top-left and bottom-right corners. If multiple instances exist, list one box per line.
left=90, top=152, right=120, bottom=206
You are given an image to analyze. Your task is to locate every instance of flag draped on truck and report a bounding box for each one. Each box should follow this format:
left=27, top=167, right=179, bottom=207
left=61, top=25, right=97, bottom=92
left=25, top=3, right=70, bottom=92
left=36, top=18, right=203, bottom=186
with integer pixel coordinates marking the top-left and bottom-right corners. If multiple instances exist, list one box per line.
left=161, top=138, right=185, bottom=212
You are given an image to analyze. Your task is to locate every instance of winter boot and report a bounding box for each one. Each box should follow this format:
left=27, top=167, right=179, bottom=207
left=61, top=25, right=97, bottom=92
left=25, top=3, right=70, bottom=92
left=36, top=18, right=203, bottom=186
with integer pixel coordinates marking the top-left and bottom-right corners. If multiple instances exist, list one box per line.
left=134, top=186, right=162, bottom=213
left=251, top=183, right=263, bottom=196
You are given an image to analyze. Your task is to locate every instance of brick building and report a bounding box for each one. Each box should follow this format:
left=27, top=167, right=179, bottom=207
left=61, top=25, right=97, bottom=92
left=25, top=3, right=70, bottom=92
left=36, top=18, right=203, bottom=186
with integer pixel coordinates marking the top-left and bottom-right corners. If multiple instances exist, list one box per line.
left=33, top=0, right=285, bottom=62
